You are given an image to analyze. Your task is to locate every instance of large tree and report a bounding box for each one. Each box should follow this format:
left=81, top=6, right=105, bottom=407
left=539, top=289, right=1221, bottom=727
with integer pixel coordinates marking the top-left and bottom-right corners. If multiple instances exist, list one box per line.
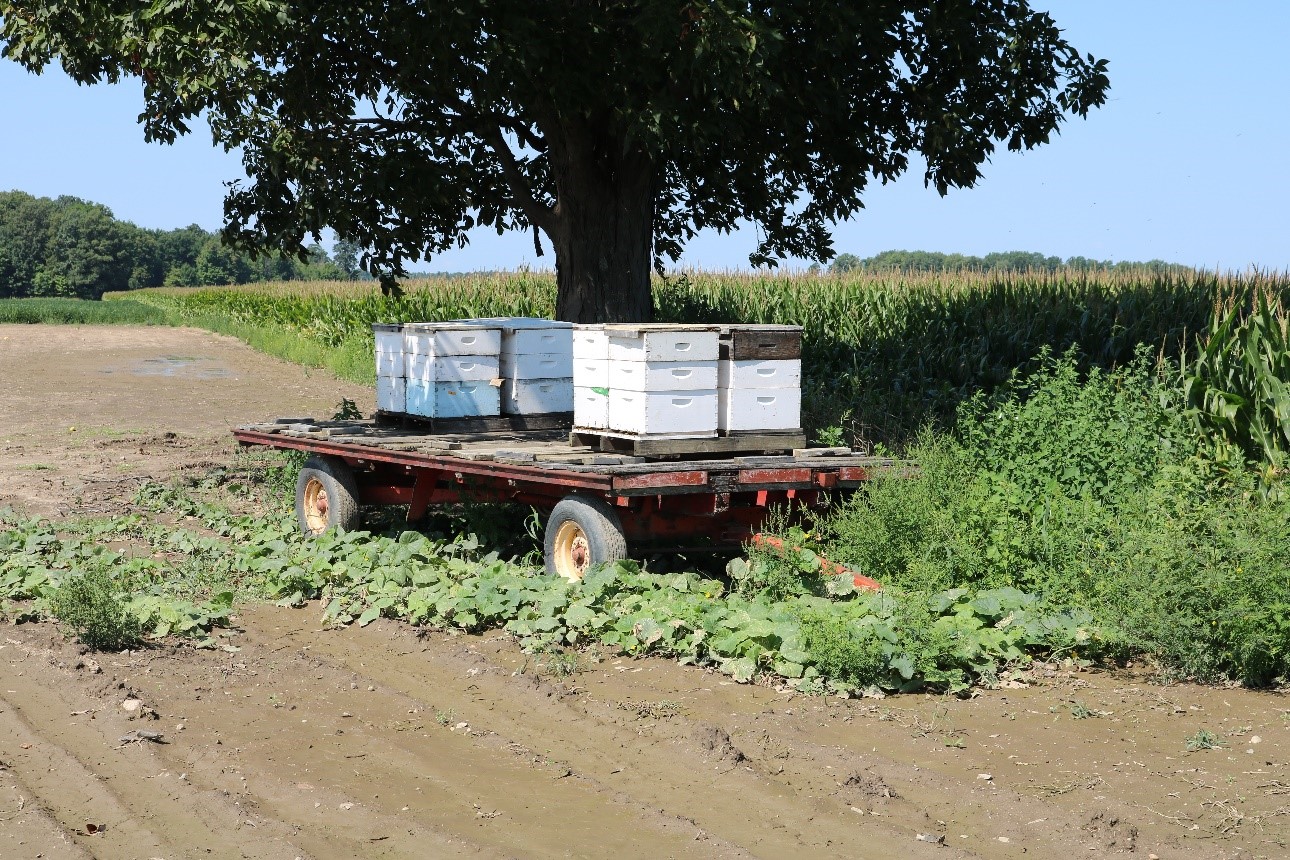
left=2, top=1, right=1108, bottom=321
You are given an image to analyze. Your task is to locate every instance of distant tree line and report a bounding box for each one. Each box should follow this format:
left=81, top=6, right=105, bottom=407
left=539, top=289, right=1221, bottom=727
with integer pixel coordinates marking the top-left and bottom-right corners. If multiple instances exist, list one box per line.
left=0, top=190, right=364, bottom=300
left=827, top=249, right=1190, bottom=275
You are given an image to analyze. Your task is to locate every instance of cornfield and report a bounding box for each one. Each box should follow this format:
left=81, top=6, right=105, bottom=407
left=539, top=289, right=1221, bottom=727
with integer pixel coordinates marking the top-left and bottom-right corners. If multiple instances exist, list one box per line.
left=113, top=267, right=1290, bottom=447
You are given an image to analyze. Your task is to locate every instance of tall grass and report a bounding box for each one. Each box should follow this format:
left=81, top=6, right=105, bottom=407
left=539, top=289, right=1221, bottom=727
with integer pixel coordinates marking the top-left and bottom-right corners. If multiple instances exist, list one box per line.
left=820, top=351, right=1290, bottom=686
left=0, top=297, right=168, bottom=325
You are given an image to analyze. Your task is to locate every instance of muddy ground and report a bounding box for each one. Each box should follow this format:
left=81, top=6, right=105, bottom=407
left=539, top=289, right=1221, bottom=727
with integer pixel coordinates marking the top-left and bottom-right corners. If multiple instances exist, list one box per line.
left=0, top=323, right=1286, bottom=859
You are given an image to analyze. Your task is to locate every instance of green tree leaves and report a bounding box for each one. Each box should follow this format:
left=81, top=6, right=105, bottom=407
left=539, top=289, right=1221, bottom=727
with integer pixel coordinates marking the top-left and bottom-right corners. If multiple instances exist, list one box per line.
left=2, top=1, right=1109, bottom=319
left=0, top=190, right=360, bottom=296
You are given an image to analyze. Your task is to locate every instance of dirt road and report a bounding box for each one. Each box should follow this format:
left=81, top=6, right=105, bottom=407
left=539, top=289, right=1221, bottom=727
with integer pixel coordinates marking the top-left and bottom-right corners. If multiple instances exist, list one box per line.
left=1, top=324, right=1286, bottom=859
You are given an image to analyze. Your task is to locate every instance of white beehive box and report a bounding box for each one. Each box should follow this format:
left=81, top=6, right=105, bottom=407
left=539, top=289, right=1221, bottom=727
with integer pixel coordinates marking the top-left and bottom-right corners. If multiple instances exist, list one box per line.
left=375, top=350, right=403, bottom=378
left=572, top=325, right=608, bottom=360
left=503, top=378, right=574, bottom=414
left=609, top=389, right=718, bottom=437
left=501, top=352, right=573, bottom=379
left=719, top=387, right=801, bottom=432
left=609, top=360, right=718, bottom=391
left=406, top=353, right=500, bottom=382
left=503, top=326, right=573, bottom=356
left=375, top=324, right=405, bottom=377
left=374, top=324, right=406, bottom=414
left=376, top=375, right=406, bottom=413
left=718, top=358, right=802, bottom=389
left=574, top=386, right=609, bottom=429
left=452, top=317, right=573, bottom=355
left=605, top=324, right=720, bottom=363
left=403, top=323, right=501, bottom=356
left=573, top=357, right=610, bottom=388
left=449, top=318, right=574, bottom=415
left=405, top=379, right=501, bottom=418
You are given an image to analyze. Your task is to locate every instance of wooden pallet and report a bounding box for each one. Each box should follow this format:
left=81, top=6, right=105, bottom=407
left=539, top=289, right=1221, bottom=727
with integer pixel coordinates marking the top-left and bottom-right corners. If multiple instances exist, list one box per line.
left=570, top=428, right=806, bottom=458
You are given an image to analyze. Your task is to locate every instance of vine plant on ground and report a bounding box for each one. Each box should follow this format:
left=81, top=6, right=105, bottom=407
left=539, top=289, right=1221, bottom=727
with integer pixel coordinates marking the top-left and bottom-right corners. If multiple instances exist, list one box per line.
left=0, top=478, right=1099, bottom=696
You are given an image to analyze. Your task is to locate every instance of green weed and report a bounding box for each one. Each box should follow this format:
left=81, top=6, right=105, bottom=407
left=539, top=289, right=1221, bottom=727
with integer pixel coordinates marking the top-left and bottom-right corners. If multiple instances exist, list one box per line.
left=1069, top=701, right=1097, bottom=719
left=1186, top=728, right=1226, bottom=751
left=537, top=649, right=582, bottom=678
left=332, top=398, right=363, bottom=420
left=49, top=567, right=143, bottom=651
left=819, top=352, right=1290, bottom=686
left=795, top=607, right=887, bottom=689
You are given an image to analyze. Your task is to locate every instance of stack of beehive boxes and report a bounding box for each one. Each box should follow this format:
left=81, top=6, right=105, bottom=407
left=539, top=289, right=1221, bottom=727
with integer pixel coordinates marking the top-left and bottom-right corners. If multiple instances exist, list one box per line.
left=374, top=323, right=407, bottom=413
left=378, top=319, right=803, bottom=433
left=572, top=325, right=609, bottom=428
left=459, top=318, right=574, bottom=415
left=575, top=324, right=722, bottom=437
left=717, top=324, right=803, bottom=433
left=375, top=318, right=579, bottom=419
left=373, top=322, right=503, bottom=418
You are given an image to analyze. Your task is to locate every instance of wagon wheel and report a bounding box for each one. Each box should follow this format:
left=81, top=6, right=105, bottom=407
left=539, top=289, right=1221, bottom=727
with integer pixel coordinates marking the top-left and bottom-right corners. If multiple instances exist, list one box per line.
left=544, top=495, right=628, bottom=581
left=295, top=457, right=361, bottom=535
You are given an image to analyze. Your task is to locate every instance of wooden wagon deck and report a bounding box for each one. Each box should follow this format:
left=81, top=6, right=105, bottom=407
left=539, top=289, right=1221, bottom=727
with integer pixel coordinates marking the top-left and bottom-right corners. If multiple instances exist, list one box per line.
left=235, top=418, right=887, bottom=487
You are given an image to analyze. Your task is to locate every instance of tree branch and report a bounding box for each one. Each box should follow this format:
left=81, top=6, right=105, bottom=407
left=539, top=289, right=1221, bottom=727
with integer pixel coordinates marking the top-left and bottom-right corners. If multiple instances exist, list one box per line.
left=480, top=123, right=556, bottom=236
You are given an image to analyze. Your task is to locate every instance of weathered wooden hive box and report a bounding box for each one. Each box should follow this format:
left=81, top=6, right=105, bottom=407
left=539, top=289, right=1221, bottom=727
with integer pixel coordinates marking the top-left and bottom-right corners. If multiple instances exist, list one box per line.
left=456, top=317, right=575, bottom=415
left=600, top=324, right=722, bottom=438
left=717, top=324, right=803, bottom=432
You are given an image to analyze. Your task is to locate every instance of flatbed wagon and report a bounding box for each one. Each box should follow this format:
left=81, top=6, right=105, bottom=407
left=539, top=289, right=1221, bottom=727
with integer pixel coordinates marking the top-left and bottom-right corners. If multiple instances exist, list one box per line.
left=233, top=417, right=893, bottom=579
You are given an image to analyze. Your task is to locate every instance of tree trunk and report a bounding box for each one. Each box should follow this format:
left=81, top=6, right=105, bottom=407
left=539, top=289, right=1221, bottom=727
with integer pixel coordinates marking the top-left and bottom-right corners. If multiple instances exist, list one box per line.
left=547, top=127, right=656, bottom=324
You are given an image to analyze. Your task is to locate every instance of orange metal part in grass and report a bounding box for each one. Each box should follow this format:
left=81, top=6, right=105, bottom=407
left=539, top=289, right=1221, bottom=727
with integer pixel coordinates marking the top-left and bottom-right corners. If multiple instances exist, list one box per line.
left=749, top=534, right=882, bottom=592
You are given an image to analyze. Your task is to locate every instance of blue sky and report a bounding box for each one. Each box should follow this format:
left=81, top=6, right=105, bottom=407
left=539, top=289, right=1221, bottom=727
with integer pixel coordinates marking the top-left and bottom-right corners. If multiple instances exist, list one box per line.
left=2, top=2, right=1287, bottom=272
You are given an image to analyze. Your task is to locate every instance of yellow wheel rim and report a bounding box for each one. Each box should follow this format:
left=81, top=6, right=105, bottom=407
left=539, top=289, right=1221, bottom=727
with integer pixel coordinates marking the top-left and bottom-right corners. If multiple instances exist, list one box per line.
left=553, top=520, right=591, bottom=581
left=302, top=477, right=330, bottom=534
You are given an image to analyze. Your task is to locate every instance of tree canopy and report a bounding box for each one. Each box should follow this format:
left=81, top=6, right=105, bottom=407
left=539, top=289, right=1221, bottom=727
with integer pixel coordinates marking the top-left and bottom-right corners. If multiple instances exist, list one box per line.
left=830, top=249, right=1192, bottom=274
left=2, top=1, right=1109, bottom=321
left=0, top=190, right=354, bottom=298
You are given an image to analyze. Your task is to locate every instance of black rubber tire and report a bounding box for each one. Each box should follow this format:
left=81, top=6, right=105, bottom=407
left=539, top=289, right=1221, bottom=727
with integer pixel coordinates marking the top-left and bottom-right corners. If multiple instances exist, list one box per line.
left=295, top=457, right=361, bottom=536
left=544, top=495, right=629, bottom=580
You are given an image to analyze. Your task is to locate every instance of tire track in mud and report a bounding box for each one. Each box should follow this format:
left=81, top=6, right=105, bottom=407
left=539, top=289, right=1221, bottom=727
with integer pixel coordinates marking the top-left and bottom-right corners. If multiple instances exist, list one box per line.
left=230, top=608, right=968, bottom=859
left=151, top=629, right=749, bottom=860
left=0, top=636, right=307, bottom=859
left=229, top=608, right=1215, bottom=860
left=0, top=608, right=1269, bottom=859
left=1, top=624, right=750, bottom=859
left=0, top=766, right=91, bottom=860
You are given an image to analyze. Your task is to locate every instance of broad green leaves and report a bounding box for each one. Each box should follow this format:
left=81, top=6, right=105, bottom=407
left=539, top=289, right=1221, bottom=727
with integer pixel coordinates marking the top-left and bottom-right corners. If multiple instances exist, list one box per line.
left=1181, top=286, right=1290, bottom=482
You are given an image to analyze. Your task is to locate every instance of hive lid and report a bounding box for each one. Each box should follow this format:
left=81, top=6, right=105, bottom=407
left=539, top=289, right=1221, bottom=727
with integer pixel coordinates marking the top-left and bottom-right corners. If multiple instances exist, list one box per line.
left=372, top=323, right=404, bottom=333
left=450, top=317, right=573, bottom=330
left=715, top=324, right=803, bottom=334
left=402, top=321, right=503, bottom=332
left=602, top=323, right=722, bottom=336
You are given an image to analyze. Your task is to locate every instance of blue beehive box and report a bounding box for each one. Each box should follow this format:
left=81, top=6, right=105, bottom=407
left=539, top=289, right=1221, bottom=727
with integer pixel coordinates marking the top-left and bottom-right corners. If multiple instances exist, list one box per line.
left=405, top=379, right=502, bottom=418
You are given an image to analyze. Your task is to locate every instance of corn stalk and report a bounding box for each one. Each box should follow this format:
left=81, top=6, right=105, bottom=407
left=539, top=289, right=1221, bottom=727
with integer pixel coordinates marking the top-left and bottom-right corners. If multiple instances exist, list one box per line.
left=1181, top=284, right=1290, bottom=480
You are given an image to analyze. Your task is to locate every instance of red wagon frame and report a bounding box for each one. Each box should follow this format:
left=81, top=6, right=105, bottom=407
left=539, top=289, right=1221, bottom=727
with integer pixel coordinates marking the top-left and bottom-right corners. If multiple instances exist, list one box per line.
left=233, top=424, right=891, bottom=578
